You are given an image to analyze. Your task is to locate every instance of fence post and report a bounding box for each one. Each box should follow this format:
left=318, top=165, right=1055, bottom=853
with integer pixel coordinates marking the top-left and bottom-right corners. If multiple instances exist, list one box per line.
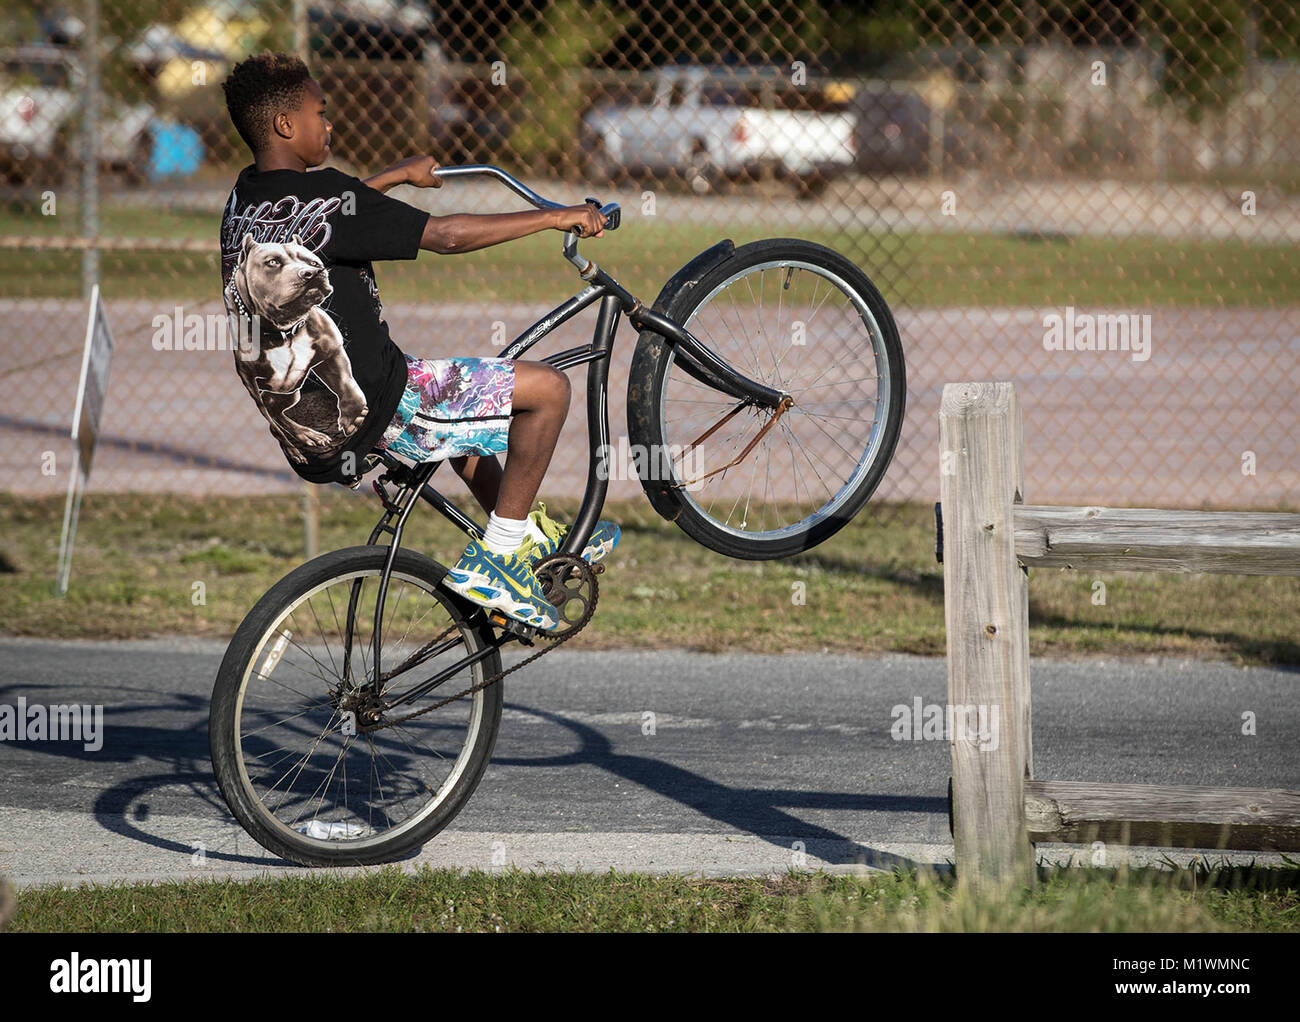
left=293, top=0, right=308, bottom=61
left=293, top=0, right=319, bottom=584
left=80, top=0, right=100, bottom=300
left=940, top=382, right=1035, bottom=890
left=303, top=482, right=319, bottom=561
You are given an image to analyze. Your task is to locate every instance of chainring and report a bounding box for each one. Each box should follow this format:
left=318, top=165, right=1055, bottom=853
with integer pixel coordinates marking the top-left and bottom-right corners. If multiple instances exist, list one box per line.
left=533, top=552, right=599, bottom=639
left=366, top=553, right=600, bottom=731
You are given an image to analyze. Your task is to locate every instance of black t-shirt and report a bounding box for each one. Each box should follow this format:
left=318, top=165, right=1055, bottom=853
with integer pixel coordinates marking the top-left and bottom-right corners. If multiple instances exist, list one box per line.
left=220, top=165, right=428, bottom=485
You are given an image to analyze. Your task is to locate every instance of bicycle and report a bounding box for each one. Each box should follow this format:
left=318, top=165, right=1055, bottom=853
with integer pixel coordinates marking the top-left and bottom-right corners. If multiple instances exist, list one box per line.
left=209, top=164, right=906, bottom=866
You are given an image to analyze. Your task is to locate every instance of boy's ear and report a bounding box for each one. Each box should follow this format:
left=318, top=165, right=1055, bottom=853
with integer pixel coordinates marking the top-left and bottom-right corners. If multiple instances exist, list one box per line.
left=272, top=108, right=294, bottom=141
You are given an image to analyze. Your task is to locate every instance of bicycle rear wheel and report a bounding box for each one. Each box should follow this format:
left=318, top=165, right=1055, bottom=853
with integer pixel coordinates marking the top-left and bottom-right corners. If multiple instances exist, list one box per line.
left=210, top=546, right=503, bottom=866
left=627, top=238, right=905, bottom=560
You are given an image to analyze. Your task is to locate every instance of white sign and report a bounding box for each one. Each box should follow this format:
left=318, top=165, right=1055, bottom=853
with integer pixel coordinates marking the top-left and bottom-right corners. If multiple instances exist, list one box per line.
left=71, top=283, right=114, bottom=472
left=57, top=285, right=114, bottom=595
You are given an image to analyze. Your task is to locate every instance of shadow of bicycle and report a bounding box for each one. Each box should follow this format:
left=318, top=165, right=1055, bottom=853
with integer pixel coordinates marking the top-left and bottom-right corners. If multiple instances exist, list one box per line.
left=8, top=678, right=949, bottom=875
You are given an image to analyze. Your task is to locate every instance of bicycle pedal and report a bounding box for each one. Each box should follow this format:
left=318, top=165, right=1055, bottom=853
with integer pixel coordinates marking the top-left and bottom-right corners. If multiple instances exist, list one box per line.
left=488, top=611, right=537, bottom=644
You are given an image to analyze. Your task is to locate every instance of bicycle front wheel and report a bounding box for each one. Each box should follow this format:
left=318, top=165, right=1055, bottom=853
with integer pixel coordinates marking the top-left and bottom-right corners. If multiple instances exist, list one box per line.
left=210, top=546, right=503, bottom=866
left=627, top=238, right=906, bottom=560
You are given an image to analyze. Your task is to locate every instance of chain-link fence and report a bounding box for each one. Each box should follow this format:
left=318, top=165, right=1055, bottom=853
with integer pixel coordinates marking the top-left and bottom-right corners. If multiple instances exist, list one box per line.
left=2, top=0, right=1297, bottom=514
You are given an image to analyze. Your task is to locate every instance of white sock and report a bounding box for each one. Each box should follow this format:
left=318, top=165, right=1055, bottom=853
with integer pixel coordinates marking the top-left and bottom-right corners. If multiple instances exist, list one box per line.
left=523, top=515, right=548, bottom=544
left=481, top=511, right=529, bottom=556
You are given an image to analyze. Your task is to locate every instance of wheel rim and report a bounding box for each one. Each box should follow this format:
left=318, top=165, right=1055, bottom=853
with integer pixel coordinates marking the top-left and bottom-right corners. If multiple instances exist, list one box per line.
left=658, top=257, right=893, bottom=543
left=231, top=566, right=490, bottom=855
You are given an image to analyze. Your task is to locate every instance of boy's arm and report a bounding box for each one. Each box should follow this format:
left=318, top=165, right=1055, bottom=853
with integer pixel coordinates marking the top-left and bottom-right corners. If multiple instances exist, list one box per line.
left=420, top=206, right=606, bottom=255
left=358, top=152, right=607, bottom=255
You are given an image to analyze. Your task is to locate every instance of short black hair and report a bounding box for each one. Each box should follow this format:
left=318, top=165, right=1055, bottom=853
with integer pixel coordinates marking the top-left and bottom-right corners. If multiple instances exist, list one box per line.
left=221, top=52, right=314, bottom=154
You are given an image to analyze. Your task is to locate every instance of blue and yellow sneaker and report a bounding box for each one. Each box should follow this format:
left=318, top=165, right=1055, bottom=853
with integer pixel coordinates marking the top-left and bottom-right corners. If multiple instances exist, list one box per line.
left=442, top=537, right=560, bottom=631
left=526, top=502, right=621, bottom=565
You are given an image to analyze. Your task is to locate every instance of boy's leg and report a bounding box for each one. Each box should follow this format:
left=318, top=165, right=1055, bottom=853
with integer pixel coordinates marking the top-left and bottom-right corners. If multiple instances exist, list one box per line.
left=450, top=361, right=570, bottom=518
left=441, top=361, right=570, bottom=630
left=448, top=453, right=501, bottom=514
left=435, top=357, right=619, bottom=629
left=419, top=359, right=616, bottom=565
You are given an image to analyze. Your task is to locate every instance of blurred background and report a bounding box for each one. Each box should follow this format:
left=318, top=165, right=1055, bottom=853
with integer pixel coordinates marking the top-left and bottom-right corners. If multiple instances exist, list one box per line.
left=1, top=0, right=1297, bottom=514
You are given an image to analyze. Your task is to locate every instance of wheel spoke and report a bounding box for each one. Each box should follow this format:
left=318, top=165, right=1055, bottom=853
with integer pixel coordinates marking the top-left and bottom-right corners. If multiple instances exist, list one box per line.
left=793, top=374, right=880, bottom=392
left=789, top=407, right=881, bottom=424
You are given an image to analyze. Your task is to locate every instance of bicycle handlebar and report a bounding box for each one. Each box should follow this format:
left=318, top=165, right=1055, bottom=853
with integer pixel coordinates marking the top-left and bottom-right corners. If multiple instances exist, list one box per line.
left=432, top=164, right=620, bottom=262
left=433, top=164, right=566, bottom=210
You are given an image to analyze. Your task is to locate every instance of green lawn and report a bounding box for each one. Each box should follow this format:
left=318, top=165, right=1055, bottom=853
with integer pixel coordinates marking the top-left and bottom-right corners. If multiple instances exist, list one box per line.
left=3, top=493, right=1299, bottom=664
left=6, top=862, right=1298, bottom=932
left=2, top=202, right=1297, bottom=306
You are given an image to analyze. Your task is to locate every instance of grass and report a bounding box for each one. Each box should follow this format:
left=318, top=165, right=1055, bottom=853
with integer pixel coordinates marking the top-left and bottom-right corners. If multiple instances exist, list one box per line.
left=6, top=862, right=1298, bottom=932
left=1, top=202, right=1298, bottom=307
left=2, top=493, right=1299, bottom=665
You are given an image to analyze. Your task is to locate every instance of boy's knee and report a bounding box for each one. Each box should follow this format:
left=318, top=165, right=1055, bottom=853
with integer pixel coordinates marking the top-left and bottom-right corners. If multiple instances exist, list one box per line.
left=552, top=367, right=572, bottom=404
left=514, top=362, right=570, bottom=411
left=535, top=363, right=570, bottom=405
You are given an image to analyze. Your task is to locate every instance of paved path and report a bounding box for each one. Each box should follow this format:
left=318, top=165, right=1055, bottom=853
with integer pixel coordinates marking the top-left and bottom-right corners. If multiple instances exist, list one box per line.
left=1, top=639, right=1295, bottom=888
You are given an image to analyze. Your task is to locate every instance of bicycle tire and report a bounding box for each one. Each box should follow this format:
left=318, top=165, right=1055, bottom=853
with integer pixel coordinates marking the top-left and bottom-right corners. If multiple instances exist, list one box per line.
left=627, top=238, right=906, bottom=560
left=210, top=545, right=503, bottom=866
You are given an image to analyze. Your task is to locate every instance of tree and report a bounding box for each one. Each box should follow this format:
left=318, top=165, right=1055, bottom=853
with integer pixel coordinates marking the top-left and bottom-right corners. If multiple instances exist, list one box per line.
left=1143, top=0, right=1249, bottom=121
left=499, top=0, right=634, bottom=172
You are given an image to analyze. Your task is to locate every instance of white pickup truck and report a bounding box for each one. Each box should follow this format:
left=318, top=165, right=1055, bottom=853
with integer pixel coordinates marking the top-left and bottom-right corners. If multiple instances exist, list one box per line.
left=580, top=65, right=856, bottom=195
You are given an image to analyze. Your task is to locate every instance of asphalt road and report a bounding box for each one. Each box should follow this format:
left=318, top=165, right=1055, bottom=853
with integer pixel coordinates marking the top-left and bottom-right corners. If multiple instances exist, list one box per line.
left=0, top=638, right=1295, bottom=888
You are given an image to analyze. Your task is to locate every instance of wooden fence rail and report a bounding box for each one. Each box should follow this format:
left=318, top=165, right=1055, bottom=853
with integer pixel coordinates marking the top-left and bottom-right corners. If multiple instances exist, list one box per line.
left=938, top=380, right=1300, bottom=890
left=1014, top=505, right=1300, bottom=576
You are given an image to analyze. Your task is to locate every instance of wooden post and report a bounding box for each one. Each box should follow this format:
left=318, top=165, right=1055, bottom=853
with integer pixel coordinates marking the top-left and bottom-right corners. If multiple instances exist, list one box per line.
left=940, top=382, right=1035, bottom=890
left=302, top=482, right=319, bottom=561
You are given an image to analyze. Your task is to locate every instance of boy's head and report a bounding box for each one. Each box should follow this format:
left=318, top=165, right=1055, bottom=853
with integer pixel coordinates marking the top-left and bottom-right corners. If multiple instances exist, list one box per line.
left=221, top=53, right=331, bottom=166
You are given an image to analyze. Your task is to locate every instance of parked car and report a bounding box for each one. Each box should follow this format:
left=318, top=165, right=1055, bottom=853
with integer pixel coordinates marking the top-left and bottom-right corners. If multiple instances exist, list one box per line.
left=850, top=87, right=980, bottom=174
left=0, top=45, right=154, bottom=185
left=308, top=0, right=433, bottom=59
left=580, top=65, right=857, bottom=195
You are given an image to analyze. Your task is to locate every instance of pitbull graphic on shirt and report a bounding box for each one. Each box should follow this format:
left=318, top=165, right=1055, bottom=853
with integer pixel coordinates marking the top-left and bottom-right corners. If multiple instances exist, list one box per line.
left=224, top=232, right=368, bottom=463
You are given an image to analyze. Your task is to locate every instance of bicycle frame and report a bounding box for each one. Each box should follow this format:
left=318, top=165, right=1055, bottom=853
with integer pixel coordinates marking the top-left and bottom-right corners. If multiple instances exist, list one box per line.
left=338, top=168, right=790, bottom=693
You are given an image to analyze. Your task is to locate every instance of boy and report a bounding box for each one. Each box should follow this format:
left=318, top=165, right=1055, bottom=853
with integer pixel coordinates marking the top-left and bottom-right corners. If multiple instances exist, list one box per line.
left=219, top=53, right=619, bottom=631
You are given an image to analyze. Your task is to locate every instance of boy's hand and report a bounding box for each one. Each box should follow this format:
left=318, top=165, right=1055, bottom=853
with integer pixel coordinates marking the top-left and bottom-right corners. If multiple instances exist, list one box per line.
left=363, top=155, right=441, bottom=193
left=552, top=203, right=607, bottom=238
left=397, top=155, right=442, bottom=188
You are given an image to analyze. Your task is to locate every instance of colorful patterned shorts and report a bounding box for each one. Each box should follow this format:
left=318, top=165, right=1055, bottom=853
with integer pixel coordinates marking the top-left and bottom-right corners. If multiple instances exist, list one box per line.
left=377, top=356, right=514, bottom=462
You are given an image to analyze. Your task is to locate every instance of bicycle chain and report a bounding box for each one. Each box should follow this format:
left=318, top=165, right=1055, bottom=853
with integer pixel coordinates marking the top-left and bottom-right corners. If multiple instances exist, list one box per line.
left=367, top=554, right=598, bottom=731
